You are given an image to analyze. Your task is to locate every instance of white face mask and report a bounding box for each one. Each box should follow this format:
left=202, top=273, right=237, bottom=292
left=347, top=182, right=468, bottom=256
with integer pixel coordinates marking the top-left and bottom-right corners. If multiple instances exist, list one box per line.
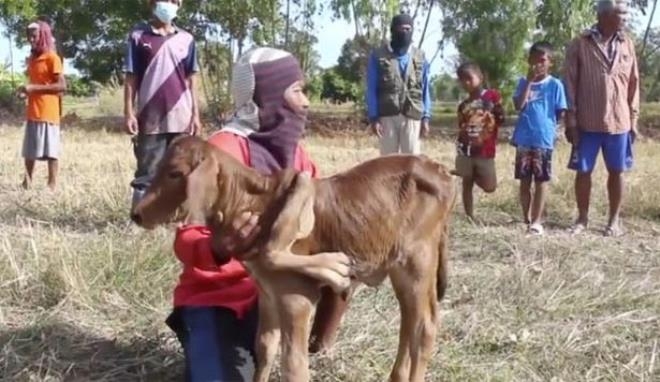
left=153, top=2, right=179, bottom=24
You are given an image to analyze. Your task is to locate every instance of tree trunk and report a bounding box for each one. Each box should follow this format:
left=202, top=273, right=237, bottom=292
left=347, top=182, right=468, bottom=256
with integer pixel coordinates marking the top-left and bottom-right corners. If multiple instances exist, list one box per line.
left=412, top=0, right=424, bottom=21
left=641, top=0, right=658, bottom=58
left=418, top=0, right=434, bottom=47
left=285, top=0, right=291, bottom=48
left=351, top=0, right=361, bottom=37
left=7, top=32, right=16, bottom=89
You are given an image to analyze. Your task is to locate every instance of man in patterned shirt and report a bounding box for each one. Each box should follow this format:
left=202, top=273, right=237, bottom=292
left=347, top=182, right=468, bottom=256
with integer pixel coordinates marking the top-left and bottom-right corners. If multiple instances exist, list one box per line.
left=563, top=0, right=639, bottom=236
left=123, top=0, right=201, bottom=208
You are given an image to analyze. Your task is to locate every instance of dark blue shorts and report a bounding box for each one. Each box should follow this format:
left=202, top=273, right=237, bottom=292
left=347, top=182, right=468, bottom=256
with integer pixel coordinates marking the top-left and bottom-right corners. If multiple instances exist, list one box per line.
left=568, top=131, right=633, bottom=173
left=514, top=147, right=553, bottom=182
left=166, top=305, right=259, bottom=382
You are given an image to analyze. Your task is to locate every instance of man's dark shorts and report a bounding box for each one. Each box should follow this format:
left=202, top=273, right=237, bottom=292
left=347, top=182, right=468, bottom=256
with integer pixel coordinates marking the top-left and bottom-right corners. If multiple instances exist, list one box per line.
left=130, top=132, right=186, bottom=208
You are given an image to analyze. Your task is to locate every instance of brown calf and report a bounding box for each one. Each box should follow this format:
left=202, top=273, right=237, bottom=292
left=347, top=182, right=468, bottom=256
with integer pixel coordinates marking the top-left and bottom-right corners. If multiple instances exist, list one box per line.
left=131, top=135, right=456, bottom=382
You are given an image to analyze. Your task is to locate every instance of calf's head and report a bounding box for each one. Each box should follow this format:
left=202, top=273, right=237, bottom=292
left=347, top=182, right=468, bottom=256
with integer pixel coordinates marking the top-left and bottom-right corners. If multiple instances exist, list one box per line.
left=130, top=135, right=222, bottom=229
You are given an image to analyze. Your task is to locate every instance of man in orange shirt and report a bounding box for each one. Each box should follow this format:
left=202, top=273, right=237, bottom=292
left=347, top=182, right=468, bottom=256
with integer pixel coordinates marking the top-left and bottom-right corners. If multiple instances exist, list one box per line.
left=17, top=21, right=66, bottom=190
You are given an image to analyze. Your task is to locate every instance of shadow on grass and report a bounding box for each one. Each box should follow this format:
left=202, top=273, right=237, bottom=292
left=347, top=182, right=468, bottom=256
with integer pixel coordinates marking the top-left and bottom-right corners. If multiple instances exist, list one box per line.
left=0, top=321, right=183, bottom=381
left=0, top=200, right=132, bottom=234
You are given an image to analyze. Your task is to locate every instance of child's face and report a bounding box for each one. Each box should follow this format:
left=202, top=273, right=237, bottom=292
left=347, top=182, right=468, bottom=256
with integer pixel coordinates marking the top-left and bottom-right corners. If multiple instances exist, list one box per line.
left=529, top=52, right=551, bottom=75
left=283, top=80, right=309, bottom=116
left=458, top=71, right=482, bottom=94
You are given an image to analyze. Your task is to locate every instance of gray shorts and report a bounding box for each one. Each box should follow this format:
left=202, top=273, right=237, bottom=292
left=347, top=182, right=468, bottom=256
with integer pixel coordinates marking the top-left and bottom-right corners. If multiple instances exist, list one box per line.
left=22, top=121, right=61, bottom=160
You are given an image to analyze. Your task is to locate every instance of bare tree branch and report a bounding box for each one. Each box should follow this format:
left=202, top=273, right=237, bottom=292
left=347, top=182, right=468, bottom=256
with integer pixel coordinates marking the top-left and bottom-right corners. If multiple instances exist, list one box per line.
left=641, top=0, right=658, bottom=57
left=412, top=0, right=424, bottom=21
left=418, top=0, right=434, bottom=47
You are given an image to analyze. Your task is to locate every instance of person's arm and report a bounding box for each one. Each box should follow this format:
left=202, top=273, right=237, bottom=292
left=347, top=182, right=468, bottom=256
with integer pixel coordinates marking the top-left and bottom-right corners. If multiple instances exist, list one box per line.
left=627, top=44, right=640, bottom=137
left=563, top=39, right=579, bottom=130
left=124, top=74, right=137, bottom=118
left=555, top=79, right=569, bottom=123
left=365, top=52, right=380, bottom=123
left=487, top=90, right=505, bottom=125
left=421, top=59, right=432, bottom=122
left=186, top=40, right=202, bottom=135
left=123, top=33, right=139, bottom=135
left=513, top=77, right=532, bottom=111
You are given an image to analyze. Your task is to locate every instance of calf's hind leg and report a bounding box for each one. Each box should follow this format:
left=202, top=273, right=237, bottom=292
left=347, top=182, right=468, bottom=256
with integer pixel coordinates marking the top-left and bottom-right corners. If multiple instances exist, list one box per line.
left=388, top=244, right=440, bottom=382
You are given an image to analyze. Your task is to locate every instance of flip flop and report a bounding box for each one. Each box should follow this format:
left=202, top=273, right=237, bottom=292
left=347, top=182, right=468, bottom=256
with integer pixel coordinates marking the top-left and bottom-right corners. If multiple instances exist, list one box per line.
left=570, top=222, right=587, bottom=235
left=528, top=223, right=544, bottom=235
left=604, top=225, right=623, bottom=237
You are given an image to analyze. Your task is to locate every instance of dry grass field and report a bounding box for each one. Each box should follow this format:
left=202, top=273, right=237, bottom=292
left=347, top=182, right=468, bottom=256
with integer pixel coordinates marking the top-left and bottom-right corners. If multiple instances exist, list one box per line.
left=1, top=101, right=660, bottom=381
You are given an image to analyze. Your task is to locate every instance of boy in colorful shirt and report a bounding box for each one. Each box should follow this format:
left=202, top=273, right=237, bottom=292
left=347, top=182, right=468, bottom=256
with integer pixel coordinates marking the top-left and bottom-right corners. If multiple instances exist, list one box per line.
left=512, top=42, right=568, bottom=235
left=123, top=0, right=201, bottom=209
left=17, top=21, right=66, bottom=190
left=167, top=47, right=351, bottom=381
left=454, top=62, right=505, bottom=220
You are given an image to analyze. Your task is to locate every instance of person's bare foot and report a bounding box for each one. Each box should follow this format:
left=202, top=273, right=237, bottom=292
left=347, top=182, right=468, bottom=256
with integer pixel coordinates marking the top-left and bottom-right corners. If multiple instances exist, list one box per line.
left=21, top=177, right=31, bottom=190
left=47, top=181, right=57, bottom=191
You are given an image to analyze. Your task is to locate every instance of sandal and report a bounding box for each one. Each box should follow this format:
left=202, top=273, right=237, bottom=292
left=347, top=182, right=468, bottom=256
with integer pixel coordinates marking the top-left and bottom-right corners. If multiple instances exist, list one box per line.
left=528, top=223, right=544, bottom=235
left=569, top=222, right=587, bottom=235
left=604, top=225, right=623, bottom=237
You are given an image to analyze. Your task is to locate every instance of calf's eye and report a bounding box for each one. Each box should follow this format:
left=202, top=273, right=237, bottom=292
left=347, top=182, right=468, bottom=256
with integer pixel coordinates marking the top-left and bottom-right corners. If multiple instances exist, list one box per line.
left=168, top=170, right=184, bottom=179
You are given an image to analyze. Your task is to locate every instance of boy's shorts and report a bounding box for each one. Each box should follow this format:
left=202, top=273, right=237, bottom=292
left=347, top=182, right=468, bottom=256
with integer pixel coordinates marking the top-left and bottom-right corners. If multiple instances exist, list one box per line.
left=455, top=155, right=496, bottom=181
left=514, top=146, right=553, bottom=182
left=568, top=131, right=633, bottom=173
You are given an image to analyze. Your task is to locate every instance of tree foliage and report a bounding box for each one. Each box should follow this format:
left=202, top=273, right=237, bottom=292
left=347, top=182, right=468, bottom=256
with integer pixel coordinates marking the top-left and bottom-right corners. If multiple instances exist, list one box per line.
left=437, top=0, right=536, bottom=103
left=1, top=0, right=659, bottom=109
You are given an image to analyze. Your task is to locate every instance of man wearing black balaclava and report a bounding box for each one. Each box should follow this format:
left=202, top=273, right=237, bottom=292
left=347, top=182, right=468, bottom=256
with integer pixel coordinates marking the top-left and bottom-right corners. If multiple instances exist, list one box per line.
left=365, top=13, right=432, bottom=156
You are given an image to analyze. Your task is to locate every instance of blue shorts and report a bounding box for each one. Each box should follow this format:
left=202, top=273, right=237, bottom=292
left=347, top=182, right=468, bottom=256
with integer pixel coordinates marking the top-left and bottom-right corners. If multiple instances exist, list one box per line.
left=568, top=131, right=633, bottom=173
left=166, top=305, right=259, bottom=382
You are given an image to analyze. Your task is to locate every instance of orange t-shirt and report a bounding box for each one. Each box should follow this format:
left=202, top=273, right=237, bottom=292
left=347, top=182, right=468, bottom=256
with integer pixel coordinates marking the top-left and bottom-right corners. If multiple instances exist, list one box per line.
left=26, top=51, right=63, bottom=124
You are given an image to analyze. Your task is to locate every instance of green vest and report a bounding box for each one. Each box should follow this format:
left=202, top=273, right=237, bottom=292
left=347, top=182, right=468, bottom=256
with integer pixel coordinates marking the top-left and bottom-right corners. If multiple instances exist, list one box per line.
left=374, top=43, right=425, bottom=120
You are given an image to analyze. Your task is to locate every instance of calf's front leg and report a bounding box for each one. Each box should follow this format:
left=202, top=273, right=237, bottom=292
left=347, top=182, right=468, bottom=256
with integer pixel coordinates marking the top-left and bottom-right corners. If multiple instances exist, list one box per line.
left=253, top=289, right=280, bottom=382
left=274, top=276, right=320, bottom=382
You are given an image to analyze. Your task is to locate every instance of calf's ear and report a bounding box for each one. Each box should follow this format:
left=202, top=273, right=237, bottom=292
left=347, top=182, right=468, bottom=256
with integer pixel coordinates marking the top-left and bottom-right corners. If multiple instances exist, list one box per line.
left=184, top=155, right=219, bottom=225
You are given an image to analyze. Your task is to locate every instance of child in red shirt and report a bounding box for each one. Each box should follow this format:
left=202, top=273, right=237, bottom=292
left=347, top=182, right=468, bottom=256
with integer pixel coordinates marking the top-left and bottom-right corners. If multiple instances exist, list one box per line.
left=453, top=62, right=505, bottom=220
left=165, top=47, right=350, bottom=381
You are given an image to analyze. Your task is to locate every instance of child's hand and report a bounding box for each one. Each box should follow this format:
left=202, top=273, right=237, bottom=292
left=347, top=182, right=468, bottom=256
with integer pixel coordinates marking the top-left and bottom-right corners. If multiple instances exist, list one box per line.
left=210, top=211, right=261, bottom=264
left=15, top=85, right=28, bottom=98
left=527, top=63, right=546, bottom=82
left=370, top=121, right=383, bottom=138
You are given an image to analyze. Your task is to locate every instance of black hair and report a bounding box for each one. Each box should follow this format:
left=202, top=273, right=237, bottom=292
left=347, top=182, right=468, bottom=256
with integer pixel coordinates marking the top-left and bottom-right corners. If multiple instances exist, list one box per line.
left=456, top=62, right=482, bottom=79
left=529, top=41, right=554, bottom=57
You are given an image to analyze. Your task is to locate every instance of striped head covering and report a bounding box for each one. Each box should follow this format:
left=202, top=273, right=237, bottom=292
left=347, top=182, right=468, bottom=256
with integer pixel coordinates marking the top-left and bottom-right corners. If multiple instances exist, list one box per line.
left=219, top=47, right=306, bottom=174
left=27, top=20, right=55, bottom=58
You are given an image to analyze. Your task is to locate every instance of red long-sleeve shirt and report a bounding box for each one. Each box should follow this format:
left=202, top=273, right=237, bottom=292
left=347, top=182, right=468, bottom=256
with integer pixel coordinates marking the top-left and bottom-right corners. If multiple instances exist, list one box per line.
left=172, top=131, right=319, bottom=318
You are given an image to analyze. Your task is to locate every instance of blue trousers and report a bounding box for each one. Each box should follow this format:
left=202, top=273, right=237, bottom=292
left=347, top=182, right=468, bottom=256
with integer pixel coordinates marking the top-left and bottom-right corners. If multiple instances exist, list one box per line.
left=166, top=305, right=259, bottom=382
